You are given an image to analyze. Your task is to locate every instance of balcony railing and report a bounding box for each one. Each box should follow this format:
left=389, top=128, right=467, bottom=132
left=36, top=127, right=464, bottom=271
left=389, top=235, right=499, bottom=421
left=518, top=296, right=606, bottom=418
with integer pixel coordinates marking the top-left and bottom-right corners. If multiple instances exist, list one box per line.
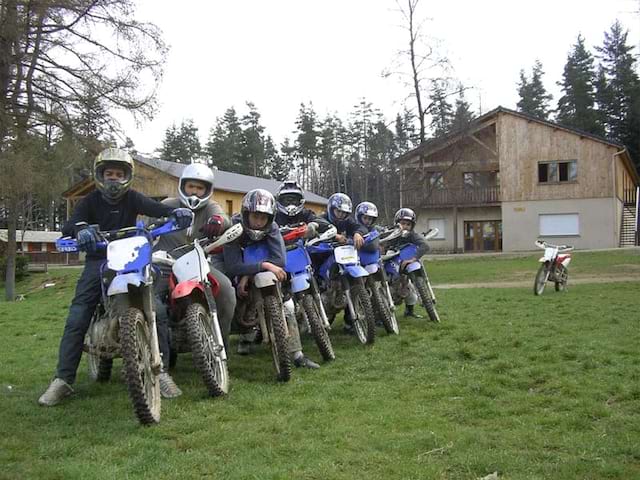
left=403, top=186, right=501, bottom=208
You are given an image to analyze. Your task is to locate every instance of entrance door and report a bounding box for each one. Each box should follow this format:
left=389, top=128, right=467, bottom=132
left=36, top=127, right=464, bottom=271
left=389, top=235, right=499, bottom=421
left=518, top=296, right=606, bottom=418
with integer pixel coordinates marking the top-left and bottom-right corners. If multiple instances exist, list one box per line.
left=464, top=220, right=502, bottom=252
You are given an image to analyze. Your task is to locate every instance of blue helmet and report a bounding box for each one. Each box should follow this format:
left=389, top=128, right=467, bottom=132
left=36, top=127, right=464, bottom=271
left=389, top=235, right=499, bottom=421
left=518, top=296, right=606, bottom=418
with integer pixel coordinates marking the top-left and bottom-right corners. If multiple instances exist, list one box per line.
left=355, top=201, right=378, bottom=226
left=327, top=193, right=353, bottom=223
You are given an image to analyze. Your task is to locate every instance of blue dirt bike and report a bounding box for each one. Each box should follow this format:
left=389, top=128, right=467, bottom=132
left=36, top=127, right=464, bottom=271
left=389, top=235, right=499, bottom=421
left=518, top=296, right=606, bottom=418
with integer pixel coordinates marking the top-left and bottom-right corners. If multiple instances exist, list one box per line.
left=56, top=218, right=183, bottom=425
left=383, top=228, right=440, bottom=323
left=281, top=224, right=336, bottom=362
left=234, top=241, right=292, bottom=382
left=308, top=230, right=378, bottom=345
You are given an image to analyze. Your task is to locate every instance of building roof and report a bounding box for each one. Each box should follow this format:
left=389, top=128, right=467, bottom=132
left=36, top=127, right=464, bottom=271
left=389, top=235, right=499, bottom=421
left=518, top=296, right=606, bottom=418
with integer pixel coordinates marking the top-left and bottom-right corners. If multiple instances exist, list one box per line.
left=0, top=230, right=61, bottom=243
left=136, top=156, right=328, bottom=204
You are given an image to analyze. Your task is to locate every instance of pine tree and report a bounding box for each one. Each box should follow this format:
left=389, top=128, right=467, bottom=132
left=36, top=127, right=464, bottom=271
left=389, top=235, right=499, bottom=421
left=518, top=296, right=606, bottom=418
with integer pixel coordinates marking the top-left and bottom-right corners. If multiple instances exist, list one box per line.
left=595, top=20, right=640, bottom=166
left=158, top=120, right=201, bottom=163
left=556, top=35, right=603, bottom=135
left=517, top=60, right=553, bottom=119
left=428, top=81, right=453, bottom=137
left=240, top=102, right=267, bottom=177
left=205, top=108, right=244, bottom=172
left=294, top=103, right=321, bottom=190
left=451, top=87, right=475, bottom=132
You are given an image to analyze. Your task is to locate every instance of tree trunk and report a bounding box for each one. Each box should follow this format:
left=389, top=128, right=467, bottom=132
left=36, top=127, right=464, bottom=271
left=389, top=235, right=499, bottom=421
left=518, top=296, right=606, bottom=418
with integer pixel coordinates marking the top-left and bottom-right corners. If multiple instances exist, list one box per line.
left=4, top=198, right=17, bottom=301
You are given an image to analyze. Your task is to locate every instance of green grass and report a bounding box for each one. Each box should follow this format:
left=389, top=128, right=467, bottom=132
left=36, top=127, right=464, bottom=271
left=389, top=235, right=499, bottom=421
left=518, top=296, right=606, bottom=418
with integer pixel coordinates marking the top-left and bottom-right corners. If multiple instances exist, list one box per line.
left=425, top=248, right=640, bottom=284
left=0, top=256, right=639, bottom=479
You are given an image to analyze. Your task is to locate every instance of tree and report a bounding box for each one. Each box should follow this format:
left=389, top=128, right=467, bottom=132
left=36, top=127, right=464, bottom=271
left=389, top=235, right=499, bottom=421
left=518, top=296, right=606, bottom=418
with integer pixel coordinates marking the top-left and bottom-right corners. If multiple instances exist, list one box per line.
left=450, top=87, right=475, bottom=133
left=384, top=0, right=452, bottom=143
left=204, top=107, right=244, bottom=172
left=595, top=20, right=640, bottom=166
left=294, top=103, right=321, bottom=190
left=556, top=35, right=603, bottom=135
left=0, top=0, right=167, bottom=300
left=158, top=119, right=201, bottom=163
left=428, top=80, right=453, bottom=137
left=517, top=60, right=553, bottom=119
left=240, top=102, right=267, bottom=177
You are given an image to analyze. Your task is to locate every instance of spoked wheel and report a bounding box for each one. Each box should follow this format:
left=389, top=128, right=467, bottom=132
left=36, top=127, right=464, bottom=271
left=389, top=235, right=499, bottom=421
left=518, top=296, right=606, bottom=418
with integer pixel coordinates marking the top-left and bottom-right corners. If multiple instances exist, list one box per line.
left=185, top=302, right=229, bottom=396
left=351, top=279, right=376, bottom=345
left=301, top=293, right=335, bottom=361
left=86, top=313, right=113, bottom=382
left=554, top=265, right=568, bottom=292
left=263, top=294, right=292, bottom=382
left=413, top=275, right=440, bottom=323
left=370, top=280, right=399, bottom=334
left=120, top=307, right=161, bottom=425
left=534, top=264, right=550, bottom=296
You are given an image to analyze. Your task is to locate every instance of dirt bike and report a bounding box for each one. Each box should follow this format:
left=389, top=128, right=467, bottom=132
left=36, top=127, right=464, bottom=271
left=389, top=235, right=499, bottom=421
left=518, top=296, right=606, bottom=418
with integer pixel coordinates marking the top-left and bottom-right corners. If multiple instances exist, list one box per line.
left=358, top=227, right=405, bottom=335
left=152, top=223, right=243, bottom=396
left=533, top=240, right=573, bottom=295
left=56, top=218, right=181, bottom=425
left=234, top=240, right=292, bottom=382
left=308, top=230, right=378, bottom=345
left=281, top=224, right=336, bottom=362
left=383, top=228, right=440, bottom=323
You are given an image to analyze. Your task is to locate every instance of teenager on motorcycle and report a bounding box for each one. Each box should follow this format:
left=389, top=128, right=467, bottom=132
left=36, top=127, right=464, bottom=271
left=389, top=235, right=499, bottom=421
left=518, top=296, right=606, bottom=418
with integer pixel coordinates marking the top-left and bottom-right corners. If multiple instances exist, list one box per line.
left=39, top=148, right=193, bottom=406
left=274, top=180, right=329, bottom=237
left=152, top=163, right=236, bottom=398
left=389, top=208, right=430, bottom=318
left=223, top=189, right=320, bottom=369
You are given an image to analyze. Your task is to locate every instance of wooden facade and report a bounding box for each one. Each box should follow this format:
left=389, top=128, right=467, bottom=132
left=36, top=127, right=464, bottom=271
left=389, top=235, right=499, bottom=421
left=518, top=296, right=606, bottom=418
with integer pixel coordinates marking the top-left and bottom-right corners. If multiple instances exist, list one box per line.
left=397, top=107, right=640, bottom=252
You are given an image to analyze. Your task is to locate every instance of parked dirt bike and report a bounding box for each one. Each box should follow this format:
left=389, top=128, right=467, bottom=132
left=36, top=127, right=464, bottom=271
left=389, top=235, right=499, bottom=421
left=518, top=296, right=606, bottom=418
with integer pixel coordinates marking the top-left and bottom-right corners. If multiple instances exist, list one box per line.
left=235, top=240, right=292, bottom=382
left=359, top=227, right=404, bottom=335
left=281, top=224, right=336, bottom=362
left=152, top=223, right=243, bottom=396
left=56, top=218, right=181, bottom=425
left=533, top=240, right=573, bottom=295
left=383, top=228, right=440, bottom=323
left=308, top=230, right=378, bottom=345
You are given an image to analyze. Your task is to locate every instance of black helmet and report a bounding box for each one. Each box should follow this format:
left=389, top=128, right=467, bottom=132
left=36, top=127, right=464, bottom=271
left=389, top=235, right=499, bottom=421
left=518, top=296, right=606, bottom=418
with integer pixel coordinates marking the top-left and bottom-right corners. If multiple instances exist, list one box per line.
left=276, top=180, right=305, bottom=217
left=394, top=208, right=417, bottom=228
left=327, top=193, right=353, bottom=223
left=241, top=189, right=276, bottom=241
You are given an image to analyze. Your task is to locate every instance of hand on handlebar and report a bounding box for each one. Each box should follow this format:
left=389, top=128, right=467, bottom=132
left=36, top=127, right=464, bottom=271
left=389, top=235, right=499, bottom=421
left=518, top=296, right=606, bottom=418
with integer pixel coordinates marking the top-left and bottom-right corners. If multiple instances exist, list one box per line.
left=353, top=233, right=364, bottom=250
left=76, top=226, right=100, bottom=253
left=236, top=275, right=250, bottom=298
left=335, top=234, right=347, bottom=244
left=262, top=262, right=287, bottom=282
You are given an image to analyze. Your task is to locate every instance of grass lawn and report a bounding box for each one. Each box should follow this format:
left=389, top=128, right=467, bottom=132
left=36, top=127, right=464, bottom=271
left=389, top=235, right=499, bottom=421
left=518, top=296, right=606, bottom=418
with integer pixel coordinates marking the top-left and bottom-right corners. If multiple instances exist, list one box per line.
left=0, top=253, right=639, bottom=480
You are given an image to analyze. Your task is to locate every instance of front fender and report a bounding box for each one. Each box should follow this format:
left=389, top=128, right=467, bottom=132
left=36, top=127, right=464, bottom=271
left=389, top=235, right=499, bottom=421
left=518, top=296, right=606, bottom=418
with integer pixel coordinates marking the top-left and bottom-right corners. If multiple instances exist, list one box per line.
left=343, top=264, right=369, bottom=278
left=171, top=279, right=203, bottom=300
left=405, top=261, right=422, bottom=273
left=254, top=271, right=279, bottom=288
left=364, top=263, right=379, bottom=274
left=108, top=272, right=144, bottom=295
left=290, top=273, right=310, bottom=293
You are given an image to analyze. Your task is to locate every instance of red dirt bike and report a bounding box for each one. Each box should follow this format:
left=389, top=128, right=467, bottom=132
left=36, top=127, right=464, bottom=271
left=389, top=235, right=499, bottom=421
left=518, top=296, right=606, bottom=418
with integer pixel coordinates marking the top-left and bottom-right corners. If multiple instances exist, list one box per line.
left=533, top=240, right=573, bottom=295
left=152, top=223, right=243, bottom=396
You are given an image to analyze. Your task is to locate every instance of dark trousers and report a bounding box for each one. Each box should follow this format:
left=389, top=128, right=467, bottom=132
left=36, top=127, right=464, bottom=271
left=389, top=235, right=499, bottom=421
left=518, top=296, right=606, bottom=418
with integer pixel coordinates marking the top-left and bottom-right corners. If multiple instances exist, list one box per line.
left=55, top=260, right=103, bottom=384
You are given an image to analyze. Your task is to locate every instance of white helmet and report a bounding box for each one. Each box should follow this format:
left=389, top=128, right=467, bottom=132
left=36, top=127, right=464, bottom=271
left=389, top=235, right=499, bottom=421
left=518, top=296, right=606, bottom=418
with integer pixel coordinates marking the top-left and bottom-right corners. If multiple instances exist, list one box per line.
left=179, top=163, right=215, bottom=210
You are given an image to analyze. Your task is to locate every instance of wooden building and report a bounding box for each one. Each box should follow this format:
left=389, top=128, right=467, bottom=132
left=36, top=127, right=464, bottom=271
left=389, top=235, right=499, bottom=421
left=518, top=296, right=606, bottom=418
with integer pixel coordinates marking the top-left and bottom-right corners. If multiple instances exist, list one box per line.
left=0, top=229, right=80, bottom=265
left=397, top=107, right=639, bottom=252
left=62, top=156, right=328, bottom=218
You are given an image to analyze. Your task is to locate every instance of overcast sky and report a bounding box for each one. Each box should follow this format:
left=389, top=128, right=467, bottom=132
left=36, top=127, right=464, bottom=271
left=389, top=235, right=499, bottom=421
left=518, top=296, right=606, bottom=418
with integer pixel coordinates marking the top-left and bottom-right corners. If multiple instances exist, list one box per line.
left=119, top=0, right=640, bottom=155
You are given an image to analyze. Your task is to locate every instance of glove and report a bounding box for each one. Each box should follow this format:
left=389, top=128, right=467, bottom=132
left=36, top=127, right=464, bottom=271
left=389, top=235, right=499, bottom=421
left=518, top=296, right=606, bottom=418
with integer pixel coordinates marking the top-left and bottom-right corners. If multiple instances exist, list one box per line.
left=304, top=222, right=318, bottom=239
left=199, top=214, right=225, bottom=239
left=171, top=208, right=194, bottom=230
left=77, top=227, right=99, bottom=253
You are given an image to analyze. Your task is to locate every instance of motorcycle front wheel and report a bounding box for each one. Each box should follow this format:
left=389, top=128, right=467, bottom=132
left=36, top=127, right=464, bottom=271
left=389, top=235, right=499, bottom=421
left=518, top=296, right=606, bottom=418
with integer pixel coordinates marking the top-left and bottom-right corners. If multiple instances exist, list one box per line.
left=301, top=293, right=335, bottom=361
left=413, top=275, right=440, bottom=323
left=351, top=279, right=376, bottom=345
left=263, top=294, right=292, bottom=382
left=534, top=264, right=549, bottom=296
left=185, top=302, right=229, bottom=396
left=369, top=279, right=399, bottom=334
left=120, top=307, right=161, bottom=425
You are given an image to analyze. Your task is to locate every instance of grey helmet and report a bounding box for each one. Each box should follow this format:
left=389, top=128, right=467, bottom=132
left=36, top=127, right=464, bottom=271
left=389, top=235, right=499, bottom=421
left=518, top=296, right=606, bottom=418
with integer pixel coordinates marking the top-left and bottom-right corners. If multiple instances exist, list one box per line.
left=241, top=189, right=276, bottom=241
left=178, top=163, right=215, bottom=210
left=276, top=180, right=305, bottom=217
left=94, top=148, right=134, bottom=203
left=355, top=201, right=378, bottom=226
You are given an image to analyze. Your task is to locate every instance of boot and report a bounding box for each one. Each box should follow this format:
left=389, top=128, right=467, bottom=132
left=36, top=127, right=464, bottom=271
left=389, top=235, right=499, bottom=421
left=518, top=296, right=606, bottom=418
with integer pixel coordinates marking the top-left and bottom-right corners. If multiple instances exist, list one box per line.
left=38, top=378, right=74, bottom=406
left=404, top=304, right=423, bottom=319
left=159, top=371, right=182, bottom=399
left=293, top=352, right=320, bottom=369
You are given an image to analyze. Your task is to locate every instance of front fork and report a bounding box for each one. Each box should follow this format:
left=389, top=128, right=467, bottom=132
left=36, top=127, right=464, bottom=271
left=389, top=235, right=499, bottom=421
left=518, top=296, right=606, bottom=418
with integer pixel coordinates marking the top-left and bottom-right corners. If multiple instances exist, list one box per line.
left=375, top=268, right=396, bottom=311
left=341, top=274, right=358, bottom=321
left=203, top=281, right=228, bottom=361
left=309, top=275, right=331, bottom=329
left=141, top=282, right=163, bottom=375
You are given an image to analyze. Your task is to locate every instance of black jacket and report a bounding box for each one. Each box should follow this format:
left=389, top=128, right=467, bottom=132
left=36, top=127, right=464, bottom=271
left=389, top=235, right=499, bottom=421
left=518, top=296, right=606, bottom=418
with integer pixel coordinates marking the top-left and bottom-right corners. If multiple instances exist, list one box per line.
left=223, top=216, right=286, bottom=278
left=387, top=228, right=430, bottom=258
left=63, top=190, right=174, bottom=260
left=318, top=212, right=368, bottom=238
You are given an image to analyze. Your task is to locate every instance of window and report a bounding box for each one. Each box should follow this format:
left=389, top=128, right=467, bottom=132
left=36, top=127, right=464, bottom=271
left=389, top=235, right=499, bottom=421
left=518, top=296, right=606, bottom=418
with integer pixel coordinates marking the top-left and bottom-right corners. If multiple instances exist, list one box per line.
left=427, top=218, right=445, bottom=239
left=463, top=171, right=499, bottom=188
left=539, top=213, right=579, bottom=236
left=226, top=200, right=234, bottom=216
left=426, top=172, right=444, bottom=189
left=538, top=160, right=577, bottom=183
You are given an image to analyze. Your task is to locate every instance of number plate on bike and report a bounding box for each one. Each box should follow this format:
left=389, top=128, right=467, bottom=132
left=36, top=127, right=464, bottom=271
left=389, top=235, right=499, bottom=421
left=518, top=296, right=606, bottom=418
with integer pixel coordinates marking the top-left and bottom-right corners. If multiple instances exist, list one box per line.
left=334, top=245, right=358, bottom=264
left=107, top=236, right=151, bottom=272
